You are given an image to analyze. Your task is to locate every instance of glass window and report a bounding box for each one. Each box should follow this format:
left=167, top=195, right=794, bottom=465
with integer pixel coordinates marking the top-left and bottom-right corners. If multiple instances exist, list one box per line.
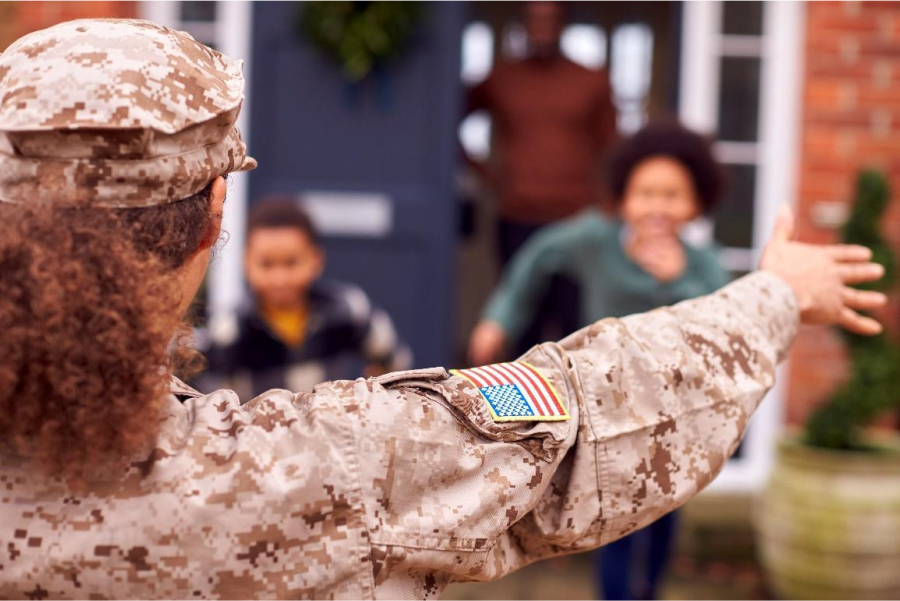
left=717, top=56, right=761, bottom=142
left=561, top=25, right=607, bottom=69
left=722, top=1, right=764, bottom=36
left=461, top=22, right=494, bottom=85
left=180, top=1, right=217, bottom=23
left=611, top=24, right=654, bottom=133
left=714, top=163, right=756, bottom=249
left=459, top=113, right=492, bottom=162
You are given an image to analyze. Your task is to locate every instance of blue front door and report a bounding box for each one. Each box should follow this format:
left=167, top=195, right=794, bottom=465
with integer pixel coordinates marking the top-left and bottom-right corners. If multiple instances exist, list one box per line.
left=248, top=2, right=464, bottom=368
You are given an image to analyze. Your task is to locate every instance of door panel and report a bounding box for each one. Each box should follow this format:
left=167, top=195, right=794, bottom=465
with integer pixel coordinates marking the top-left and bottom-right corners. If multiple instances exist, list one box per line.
left=249, top=3, right=464, bottom=368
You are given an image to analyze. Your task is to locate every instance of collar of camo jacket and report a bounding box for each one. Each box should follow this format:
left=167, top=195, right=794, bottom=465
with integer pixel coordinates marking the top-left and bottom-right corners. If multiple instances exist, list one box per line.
left=0, top=18, right=257, bottom=209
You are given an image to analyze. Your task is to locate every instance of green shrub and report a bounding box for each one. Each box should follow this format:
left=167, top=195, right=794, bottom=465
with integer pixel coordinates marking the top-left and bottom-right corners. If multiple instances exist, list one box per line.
left=805, top=170, right=900, bottom=450
left=299, top=2, right=423, bottom=82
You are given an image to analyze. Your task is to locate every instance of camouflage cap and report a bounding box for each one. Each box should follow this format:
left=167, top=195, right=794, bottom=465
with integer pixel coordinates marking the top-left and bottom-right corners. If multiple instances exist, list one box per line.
left=0, top=18, right=256, bottom=209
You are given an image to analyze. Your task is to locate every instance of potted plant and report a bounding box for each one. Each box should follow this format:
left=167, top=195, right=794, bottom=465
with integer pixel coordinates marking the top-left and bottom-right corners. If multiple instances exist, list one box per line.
left=756, top=170, right=900, bottom=600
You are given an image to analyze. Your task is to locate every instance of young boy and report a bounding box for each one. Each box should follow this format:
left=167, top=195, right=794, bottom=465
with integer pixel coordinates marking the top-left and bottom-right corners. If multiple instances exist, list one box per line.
left=468, top=122, right=729, bottom=600
left=203, top=198, right=411, bottom=399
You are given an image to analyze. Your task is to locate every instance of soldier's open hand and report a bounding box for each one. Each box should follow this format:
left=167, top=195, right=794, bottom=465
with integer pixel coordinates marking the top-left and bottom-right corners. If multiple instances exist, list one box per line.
left=760, top=206, right=887, bottom=335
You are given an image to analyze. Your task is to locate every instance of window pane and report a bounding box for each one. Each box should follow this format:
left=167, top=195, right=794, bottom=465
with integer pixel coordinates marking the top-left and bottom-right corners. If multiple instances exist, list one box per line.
left=180, top=1, right=217, bottom=22
left=461, top=22, right=494, bottom=85
left=722, top=1, right=764, bottom=36
left=459, top=112, right=492, bottom=162
left=714, top=163, right=756, bottom=249
left=561, top=24, right=606, bottom=69
left=611, top=24, right=654, bottom=133
left=718, top=56, right=761, bottom=142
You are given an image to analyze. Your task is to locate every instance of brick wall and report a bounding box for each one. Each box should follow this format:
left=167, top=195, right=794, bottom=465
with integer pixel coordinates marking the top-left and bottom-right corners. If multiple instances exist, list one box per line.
left=0, top=0, right=894, bottom=428
left=788, top=0, right=900, bottom=426
left=0, top=1, right=136, bottom=51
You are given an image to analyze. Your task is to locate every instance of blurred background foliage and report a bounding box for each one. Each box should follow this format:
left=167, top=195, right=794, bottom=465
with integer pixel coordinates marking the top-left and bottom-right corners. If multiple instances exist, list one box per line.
left=298, top=1, right=423, bottom=81
left=805, top=170, right=900, bottom=451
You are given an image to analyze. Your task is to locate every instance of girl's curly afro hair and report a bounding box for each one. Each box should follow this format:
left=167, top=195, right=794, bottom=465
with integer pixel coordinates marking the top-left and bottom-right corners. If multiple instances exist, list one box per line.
left=608, top=121, right=725, bottom=214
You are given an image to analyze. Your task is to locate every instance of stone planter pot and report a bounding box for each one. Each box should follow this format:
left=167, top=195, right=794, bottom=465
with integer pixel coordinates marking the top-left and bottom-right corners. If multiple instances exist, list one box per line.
left=756, top=435, right=900, bottom=600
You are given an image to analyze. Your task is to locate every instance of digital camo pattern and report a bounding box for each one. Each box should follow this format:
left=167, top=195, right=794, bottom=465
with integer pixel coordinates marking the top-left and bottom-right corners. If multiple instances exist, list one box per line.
left=0, top=272, right=799, bottom=599
left=0, top=19, right=256, bottom=208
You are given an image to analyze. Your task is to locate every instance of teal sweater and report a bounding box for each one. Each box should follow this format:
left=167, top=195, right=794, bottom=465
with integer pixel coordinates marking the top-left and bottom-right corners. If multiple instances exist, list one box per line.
left=484, top=210, right=731, bottom=337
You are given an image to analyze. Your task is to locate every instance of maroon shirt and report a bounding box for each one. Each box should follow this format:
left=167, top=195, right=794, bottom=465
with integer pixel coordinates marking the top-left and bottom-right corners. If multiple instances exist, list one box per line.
left=468, top=55, right=617, bottom=224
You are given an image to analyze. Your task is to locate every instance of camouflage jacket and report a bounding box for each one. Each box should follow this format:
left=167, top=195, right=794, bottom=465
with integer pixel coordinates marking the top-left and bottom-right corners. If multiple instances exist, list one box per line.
left=0, top=272, right=798, bottom=599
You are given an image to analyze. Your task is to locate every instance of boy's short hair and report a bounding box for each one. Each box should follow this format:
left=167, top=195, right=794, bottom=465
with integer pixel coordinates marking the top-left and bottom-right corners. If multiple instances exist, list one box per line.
left=247, top=197, right=320, bottom=246
left=608, top=122, right=725, bottom=214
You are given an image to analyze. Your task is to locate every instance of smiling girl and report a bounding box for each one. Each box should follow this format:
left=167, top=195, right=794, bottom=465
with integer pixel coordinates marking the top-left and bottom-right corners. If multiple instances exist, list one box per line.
left=469, top=122, right=729, bottom=367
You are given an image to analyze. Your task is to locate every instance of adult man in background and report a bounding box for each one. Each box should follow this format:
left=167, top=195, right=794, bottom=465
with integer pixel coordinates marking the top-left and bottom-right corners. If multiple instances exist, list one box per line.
left=463, top=1, right=618, bottom=353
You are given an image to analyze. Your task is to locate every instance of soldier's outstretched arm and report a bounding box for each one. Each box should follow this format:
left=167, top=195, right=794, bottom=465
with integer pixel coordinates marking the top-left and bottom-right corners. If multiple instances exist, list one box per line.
left=328, top=209, right=886, bottom=595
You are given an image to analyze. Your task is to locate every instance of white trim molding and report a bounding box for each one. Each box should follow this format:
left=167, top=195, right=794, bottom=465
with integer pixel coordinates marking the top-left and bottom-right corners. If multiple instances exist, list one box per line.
left=139, top=1, right=178, bottom=27
left=680, top=0, right=806, bottom=493
left=209, top=1, right=254, bottom=321
left=140, top=1, right=255, bottom=321
left=679, top=1, right=722, bottom=134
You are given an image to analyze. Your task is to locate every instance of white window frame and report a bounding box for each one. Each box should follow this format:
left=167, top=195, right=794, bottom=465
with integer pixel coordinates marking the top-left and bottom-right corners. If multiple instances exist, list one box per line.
left=140, top=1, right=254, bottom=321
left=679, top=1, right=805, bottom=492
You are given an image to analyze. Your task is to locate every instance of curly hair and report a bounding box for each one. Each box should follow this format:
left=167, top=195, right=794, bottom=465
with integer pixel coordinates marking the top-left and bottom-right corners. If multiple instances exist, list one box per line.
left=0, top=184, right=215, bottom=483
left=608, top=121, right=725, bottom=214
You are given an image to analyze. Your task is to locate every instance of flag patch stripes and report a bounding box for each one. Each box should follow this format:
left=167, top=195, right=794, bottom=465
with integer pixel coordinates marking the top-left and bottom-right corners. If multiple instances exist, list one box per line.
left=450, top=361, right=569, bottom=422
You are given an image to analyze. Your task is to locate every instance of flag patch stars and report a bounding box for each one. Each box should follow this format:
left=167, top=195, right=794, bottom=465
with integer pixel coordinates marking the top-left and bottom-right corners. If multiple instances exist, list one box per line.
left=450, top=362, right=569, bottom=422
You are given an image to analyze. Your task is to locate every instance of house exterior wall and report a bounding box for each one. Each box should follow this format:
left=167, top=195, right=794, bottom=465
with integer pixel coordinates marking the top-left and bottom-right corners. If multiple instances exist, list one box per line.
left=788, top=0, right=900, bottom=427
left=0, top=1, right=135, bottom=50
left=2, top=0, right=896, bottom=434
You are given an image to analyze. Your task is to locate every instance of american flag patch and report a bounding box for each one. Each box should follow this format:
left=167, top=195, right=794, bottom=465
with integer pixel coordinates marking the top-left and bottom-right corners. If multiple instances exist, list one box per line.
left=450, top=362, right=569, bottom=422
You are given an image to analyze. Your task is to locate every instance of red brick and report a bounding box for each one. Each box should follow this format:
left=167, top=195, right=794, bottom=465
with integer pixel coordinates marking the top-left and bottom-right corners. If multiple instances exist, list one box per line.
left=805, top=34, right=843, bottom=56
left=797, top=171, right=856, bottom=200
left=857, top=38, right=900, bottom=58
left=856, top=84, right=900, bottom=108
left=786, top=325, right=850, bottom=426
left=807, top=57, right=884, bottom=79
left=809, top=12, right=880, bottom=34
left=805, top=80, right=856, bottom=113
left=855, top=137, right=900, bottom=160
left=807, top=1, right=850, bottom=21
left=792, top=0, right=900, bottom=436
left=805, top=110, right=883, bottom=129
left=0, top=1, right=136, bottom=52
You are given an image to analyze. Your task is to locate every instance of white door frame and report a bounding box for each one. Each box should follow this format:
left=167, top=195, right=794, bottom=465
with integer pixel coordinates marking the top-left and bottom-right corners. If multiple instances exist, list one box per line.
left=141, top=1, right=254, bottom=321
left=679, top=0, right=805, bottom=493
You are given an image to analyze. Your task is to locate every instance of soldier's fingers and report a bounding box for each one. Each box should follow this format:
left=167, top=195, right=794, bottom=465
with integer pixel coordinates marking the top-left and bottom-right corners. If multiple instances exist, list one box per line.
left=823, top=244, right=873, bottom=262
left=837, top=262, right=885, bottom=284
left=842, top=287, right=888, bottom=311
left=770, top=206, right=795, bottom=243
left=839, top=307, right=883, bottom=336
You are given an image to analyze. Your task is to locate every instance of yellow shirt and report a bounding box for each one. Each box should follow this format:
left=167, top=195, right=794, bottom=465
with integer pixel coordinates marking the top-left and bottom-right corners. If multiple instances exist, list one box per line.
left=262, top=305, right=308, bottom=347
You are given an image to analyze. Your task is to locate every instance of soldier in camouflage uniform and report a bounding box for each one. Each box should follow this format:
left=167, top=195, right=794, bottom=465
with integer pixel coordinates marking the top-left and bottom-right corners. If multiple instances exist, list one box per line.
left=0, top=19, right=888, bottom=600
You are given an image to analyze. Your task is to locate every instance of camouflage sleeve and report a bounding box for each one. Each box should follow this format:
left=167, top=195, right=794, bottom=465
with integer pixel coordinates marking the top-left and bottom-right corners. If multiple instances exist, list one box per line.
left=331, top=271, right=798, bottom=595
left=551, top=270, right=797, bottom=545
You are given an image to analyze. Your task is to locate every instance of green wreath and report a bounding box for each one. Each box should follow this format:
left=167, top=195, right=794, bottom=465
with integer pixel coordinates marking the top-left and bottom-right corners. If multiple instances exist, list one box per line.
left=299, top=1, right=423, bottom=82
